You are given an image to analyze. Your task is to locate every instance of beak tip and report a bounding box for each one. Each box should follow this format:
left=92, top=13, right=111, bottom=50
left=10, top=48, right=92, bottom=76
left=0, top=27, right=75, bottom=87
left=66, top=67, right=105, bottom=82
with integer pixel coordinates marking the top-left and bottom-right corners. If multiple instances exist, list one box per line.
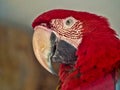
left=46, top=67, right=57, bottom=75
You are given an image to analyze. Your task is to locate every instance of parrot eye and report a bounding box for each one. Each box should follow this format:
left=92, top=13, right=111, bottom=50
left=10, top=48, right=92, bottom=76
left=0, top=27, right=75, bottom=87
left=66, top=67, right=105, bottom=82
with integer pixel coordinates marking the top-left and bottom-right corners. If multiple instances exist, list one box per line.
left=66, top=19, right=73, bottom=26
left=64, top=17, right=77, bottom=29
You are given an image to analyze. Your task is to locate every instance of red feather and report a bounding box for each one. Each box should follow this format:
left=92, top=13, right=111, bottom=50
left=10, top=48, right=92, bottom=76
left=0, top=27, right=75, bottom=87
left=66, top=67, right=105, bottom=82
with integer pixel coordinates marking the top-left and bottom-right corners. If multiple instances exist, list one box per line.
left=58, top=15, right=120, bottom=89
left=32, top=9, right=120, bottom=90
left=51, top=10, right=120, bottom=90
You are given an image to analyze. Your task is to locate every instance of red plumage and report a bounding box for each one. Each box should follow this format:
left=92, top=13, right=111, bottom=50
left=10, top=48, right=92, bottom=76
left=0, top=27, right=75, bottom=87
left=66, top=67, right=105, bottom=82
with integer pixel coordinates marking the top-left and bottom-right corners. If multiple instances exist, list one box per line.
left=32, top=9, right=120, bottom=90
left=59, top=21, right=120, bottom=89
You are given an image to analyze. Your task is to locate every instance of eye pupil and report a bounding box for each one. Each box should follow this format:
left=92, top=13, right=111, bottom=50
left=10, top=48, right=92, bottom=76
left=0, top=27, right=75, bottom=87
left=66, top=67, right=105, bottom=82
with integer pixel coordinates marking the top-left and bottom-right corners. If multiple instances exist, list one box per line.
left=66, top=20, right=70, bottom=25
left=66, top=19, right=73, bottom=25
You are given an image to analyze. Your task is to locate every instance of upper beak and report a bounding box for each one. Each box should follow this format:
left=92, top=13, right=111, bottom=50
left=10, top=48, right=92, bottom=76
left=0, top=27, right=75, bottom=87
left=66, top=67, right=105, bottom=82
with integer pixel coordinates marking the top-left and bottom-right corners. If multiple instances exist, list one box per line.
left=32, top=26, right=56, bottom=75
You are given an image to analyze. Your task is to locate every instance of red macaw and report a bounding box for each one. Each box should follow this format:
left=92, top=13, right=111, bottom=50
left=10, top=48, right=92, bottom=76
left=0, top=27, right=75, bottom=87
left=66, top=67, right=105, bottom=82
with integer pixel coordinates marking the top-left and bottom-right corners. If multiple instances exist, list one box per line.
left=32, top=9, right=120, bottom=90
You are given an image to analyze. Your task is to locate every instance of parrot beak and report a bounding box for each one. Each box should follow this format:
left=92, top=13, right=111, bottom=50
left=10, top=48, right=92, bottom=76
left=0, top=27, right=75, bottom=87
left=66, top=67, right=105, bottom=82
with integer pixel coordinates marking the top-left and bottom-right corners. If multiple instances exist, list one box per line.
left=32, top=25, right=77, bottom=75
left=32, top=26, right=56, bottom=75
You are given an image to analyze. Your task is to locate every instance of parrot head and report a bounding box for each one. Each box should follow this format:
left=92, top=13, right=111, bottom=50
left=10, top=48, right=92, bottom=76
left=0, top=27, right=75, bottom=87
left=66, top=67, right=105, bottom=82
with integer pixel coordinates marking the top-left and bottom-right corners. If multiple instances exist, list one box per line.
left=32, top=9, right=87, bottom=74
left=32, top=9, right=120, bottom=89
left=32, top=9, right=112, bottom=74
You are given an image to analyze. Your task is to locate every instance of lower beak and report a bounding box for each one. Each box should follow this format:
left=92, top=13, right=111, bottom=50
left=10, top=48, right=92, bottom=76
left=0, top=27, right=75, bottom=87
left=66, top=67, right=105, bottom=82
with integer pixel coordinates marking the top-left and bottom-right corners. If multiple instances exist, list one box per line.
left=32, top=26, right=56, bottom=74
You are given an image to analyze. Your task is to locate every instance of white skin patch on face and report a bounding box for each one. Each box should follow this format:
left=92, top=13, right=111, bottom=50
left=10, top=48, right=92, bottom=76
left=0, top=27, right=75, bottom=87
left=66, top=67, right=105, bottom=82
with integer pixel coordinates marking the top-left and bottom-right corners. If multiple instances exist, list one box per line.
left=51, top=16, right=83, bottom=48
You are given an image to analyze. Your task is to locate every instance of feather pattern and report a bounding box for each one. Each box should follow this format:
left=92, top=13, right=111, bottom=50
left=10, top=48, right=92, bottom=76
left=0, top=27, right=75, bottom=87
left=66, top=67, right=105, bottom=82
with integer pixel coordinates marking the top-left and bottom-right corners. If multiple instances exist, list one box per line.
left=32, top=9, right=120, bottom=90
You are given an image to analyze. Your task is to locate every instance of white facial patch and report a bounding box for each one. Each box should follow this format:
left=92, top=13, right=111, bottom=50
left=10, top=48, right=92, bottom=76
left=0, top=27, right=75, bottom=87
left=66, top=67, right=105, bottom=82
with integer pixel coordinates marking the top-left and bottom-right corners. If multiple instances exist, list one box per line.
left=51, top=16, right=83, bottom=48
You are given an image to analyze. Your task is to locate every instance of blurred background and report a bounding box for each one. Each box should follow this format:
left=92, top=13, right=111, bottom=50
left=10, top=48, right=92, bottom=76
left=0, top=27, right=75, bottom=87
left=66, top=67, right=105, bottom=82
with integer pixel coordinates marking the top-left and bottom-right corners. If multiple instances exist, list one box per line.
left=0, top=0, right=120, bottom=90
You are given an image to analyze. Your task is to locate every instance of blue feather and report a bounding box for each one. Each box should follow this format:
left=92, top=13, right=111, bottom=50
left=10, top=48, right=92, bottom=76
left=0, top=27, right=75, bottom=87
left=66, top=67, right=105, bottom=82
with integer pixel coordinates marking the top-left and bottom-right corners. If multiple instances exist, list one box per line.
left=116, top=79, right=120, bottom=90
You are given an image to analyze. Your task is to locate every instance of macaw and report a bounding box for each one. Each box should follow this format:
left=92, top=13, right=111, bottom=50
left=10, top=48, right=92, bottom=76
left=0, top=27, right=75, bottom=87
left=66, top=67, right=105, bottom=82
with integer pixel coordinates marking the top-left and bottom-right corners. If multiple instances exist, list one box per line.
left=32, top=9, right=120, bottom=90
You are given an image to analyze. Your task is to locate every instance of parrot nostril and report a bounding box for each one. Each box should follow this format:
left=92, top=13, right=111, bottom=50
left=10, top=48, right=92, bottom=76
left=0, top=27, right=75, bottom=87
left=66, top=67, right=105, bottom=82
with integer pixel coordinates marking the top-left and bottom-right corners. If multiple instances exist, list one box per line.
left=41, top=23, right=47, bottom=27
left=40, top=23, right=52, bottom=29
